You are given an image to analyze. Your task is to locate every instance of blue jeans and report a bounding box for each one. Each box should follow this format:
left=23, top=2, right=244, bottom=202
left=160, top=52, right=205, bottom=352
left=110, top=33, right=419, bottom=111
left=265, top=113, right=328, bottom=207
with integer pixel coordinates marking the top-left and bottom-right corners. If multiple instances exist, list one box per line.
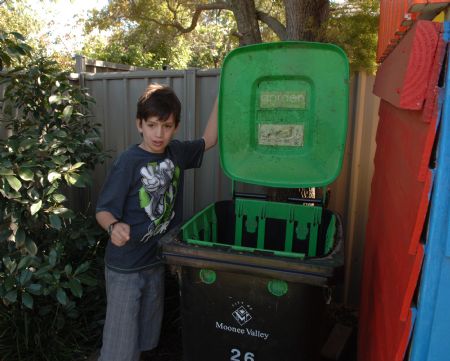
left=98, top=266, right=165, bottom=361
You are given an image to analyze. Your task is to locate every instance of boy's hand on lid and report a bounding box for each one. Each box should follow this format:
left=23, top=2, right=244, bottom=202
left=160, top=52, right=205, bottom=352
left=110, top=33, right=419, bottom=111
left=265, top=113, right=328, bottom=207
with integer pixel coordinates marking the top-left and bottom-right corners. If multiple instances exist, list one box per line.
left=111, top=222, right=130, bottom=247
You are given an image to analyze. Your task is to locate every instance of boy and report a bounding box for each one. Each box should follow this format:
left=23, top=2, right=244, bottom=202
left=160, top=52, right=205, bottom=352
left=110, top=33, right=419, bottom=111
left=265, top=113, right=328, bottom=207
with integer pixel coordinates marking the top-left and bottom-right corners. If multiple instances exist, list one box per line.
left=95, top=83, right=217, bottom=361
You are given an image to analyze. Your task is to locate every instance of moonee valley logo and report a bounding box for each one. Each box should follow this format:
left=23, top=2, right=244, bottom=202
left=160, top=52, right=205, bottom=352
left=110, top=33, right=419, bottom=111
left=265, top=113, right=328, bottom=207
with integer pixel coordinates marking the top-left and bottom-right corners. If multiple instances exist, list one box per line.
left=232, top=306, right=252, bottom=326
left=214, top=301, right=270, bottom=341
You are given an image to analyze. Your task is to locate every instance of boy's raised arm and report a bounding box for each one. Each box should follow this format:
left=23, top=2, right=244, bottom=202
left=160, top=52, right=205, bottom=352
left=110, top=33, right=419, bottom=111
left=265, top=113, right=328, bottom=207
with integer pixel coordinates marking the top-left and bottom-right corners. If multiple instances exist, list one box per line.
left=202, top=97, right=218, bottom=151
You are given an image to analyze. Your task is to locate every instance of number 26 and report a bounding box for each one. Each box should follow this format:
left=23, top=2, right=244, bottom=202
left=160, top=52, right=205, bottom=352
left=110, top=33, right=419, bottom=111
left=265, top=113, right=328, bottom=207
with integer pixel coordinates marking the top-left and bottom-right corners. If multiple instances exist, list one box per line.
left=231, top=348, right=255, bottom=361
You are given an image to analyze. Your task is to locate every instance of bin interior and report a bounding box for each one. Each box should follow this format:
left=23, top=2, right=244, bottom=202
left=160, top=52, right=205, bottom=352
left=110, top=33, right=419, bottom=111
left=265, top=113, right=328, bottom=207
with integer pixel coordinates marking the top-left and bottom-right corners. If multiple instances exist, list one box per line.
left=182, top=199, right=337, bottom=259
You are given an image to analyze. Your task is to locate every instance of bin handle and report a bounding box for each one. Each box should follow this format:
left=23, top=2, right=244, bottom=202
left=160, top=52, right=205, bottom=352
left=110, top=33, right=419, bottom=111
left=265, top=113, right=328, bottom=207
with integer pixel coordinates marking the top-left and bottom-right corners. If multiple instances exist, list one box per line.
left=234, top=192, right=268, bottom=200
left=287, top=197, right=322, bottom=205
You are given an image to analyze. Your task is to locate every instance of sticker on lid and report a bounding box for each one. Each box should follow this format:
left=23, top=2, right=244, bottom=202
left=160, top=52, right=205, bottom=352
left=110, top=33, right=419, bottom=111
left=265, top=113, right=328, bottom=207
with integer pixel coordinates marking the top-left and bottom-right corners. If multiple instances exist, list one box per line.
left=259, top=91, right=307, bottom=109
left=258, top=124, right=304, bottom=147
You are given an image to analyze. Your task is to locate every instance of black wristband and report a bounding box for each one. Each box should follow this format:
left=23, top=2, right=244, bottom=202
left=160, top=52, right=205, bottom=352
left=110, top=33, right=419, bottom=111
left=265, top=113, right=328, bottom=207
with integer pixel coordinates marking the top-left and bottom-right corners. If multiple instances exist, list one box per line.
left=107, top=220, right=119, bottom=236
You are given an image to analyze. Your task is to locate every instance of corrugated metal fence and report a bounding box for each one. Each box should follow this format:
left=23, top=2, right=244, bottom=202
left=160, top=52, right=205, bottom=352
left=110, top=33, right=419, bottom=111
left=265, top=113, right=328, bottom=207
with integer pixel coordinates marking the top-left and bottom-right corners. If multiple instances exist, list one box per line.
left=82, top=69, right=379, bottom=306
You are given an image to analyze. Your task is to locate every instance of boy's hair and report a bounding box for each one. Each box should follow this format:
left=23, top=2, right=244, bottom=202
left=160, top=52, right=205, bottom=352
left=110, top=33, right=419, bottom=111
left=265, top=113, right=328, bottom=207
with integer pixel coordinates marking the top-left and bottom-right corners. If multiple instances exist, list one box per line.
left=136, top=83, right=181, bottom=126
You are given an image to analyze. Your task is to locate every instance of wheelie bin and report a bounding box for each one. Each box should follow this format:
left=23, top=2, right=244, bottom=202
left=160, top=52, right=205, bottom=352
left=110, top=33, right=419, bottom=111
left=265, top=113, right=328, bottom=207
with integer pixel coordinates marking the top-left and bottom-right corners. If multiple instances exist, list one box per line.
left=161, top=41, right=349, bottom=361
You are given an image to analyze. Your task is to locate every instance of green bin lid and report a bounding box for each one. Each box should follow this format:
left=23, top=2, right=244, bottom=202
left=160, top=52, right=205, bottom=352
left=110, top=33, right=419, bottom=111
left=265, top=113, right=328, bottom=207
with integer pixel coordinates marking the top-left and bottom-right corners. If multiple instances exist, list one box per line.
left=218, top=41, right=349, bottom=188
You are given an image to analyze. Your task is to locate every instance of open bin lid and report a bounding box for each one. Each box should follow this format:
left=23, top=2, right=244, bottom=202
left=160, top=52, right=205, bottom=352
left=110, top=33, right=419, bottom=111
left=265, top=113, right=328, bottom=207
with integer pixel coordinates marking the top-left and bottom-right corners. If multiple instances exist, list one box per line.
left=218, top=41, right=349, bottom=188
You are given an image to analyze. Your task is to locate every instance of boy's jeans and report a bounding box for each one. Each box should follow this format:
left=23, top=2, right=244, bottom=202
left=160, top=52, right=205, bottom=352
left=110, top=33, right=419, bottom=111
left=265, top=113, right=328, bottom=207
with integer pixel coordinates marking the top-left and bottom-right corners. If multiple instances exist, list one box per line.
left=98, top=265, right=165, bottom=361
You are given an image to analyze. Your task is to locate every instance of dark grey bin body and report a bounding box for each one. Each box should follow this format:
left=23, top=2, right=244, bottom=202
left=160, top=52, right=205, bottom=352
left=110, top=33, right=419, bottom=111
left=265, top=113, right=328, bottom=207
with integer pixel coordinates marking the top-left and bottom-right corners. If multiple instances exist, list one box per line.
left=161, top=206, right=344, bottom=361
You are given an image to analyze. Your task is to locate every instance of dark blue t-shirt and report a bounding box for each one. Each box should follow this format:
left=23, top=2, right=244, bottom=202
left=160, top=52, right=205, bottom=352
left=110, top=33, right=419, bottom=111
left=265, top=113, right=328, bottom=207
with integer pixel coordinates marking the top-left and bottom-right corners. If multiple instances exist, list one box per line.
left=96, top=139, right=205, bottom=272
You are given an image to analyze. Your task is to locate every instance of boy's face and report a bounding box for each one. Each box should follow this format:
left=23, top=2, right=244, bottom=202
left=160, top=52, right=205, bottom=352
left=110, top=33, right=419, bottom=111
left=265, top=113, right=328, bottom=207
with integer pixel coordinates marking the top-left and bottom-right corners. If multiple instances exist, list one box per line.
left=136, top=114, right=178, bottom=153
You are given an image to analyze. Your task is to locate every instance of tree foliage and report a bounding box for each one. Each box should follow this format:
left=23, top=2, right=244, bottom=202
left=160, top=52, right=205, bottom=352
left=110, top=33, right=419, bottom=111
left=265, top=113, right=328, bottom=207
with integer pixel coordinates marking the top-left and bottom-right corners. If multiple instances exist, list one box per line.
left=0, top=0, right=78, bottom=70
left=0, top=1, right=44, bottom=50
left=0, top=31, right=107, bottom=360
left=83, top=0, right=238, bottom=69
left=83, top=0, right=378, bottom=72
left=328, top=0, right=379, bottom=73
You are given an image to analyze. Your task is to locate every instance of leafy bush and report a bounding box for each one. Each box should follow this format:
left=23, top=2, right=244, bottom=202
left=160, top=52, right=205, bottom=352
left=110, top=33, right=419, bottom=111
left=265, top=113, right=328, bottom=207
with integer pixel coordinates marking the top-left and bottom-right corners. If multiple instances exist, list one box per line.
left=0, top=32, right=107, bottom=360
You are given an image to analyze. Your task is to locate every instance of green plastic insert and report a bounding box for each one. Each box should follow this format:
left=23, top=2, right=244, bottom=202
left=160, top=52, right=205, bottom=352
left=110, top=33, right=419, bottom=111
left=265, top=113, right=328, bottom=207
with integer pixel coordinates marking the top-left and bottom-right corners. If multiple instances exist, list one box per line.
left=182, top=201, right=336, bottom=258
left=219, top=41, right=349, bottom=188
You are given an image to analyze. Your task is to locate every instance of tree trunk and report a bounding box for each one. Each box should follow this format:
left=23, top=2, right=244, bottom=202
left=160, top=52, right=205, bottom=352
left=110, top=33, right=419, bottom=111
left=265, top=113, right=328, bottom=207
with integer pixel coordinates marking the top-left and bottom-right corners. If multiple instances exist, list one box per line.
left=229, top=0, right=262, bottom=45
left=284, top=0, right=330, bottom=41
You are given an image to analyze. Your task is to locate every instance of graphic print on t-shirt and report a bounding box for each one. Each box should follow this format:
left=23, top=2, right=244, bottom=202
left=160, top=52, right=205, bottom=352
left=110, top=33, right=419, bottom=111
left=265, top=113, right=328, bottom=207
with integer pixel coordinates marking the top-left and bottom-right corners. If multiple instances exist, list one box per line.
left=138, top=159, right=180, bottom=242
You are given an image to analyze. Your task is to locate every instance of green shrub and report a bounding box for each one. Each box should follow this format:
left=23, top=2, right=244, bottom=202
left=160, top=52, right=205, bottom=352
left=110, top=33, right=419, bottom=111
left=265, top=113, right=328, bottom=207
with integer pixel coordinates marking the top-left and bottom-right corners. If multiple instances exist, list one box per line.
left=0, top=32, right=107, bottom=361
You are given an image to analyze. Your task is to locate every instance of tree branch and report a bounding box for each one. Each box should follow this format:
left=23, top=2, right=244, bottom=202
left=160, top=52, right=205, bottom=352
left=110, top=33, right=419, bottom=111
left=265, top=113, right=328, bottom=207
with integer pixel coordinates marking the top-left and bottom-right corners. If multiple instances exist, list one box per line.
left=156, top=1, right=231, bottom=34
left=165, top=0, right=185, bottom=23
left=165, top=0, right=178, bottom=15
left=172, top=1, right=232, bottom=34
left=129, top=1, right=232, bottom=34
left=230, top=29, right=242, bottom=40
left=256, top=10, right=287, bottom=40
